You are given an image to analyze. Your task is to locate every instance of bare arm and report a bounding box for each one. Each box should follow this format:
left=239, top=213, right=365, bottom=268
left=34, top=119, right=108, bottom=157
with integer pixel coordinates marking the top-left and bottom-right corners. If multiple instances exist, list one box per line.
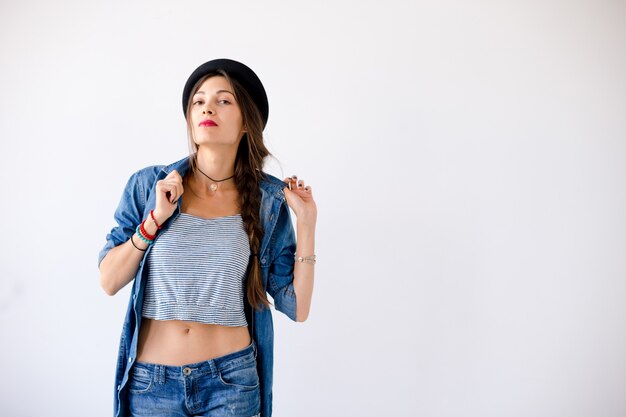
left=99, top=218, right=160, bottom=296
left=283, top=176, right=317, bottom=322
left=293, top=219, right=316, bottom=322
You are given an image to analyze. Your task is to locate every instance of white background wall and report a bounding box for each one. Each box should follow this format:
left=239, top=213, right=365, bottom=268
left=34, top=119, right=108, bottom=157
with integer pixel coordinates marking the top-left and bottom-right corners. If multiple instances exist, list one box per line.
left=1, top=1, right=625, bottom=416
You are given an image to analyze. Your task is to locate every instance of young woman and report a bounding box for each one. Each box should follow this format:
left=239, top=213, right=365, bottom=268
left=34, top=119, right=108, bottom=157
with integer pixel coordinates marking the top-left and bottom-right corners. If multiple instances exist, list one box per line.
left=98, top=58, right=317, bottom=417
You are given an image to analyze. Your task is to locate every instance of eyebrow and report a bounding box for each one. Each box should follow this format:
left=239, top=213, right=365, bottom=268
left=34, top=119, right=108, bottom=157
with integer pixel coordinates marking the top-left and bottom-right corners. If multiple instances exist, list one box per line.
left=193, top=89, right=235, bottom=97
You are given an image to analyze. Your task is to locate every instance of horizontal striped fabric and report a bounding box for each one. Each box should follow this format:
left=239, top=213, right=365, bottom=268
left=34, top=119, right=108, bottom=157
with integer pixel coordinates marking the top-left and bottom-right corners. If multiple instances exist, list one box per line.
left=142, top=212, right=250, bottom=326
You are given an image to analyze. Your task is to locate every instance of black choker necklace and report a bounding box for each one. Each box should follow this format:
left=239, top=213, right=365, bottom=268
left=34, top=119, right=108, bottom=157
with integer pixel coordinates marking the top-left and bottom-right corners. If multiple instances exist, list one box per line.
left=196, top=167, right=235, bottom=192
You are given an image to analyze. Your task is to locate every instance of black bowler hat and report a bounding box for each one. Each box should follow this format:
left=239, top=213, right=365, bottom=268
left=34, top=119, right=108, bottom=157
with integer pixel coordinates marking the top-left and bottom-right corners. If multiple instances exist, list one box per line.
left=182, top=58, right=269, bottom=127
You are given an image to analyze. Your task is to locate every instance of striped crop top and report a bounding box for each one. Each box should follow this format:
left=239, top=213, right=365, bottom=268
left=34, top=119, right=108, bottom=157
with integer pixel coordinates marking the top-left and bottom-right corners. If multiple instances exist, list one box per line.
left=142, top=212, right=251, bottom=327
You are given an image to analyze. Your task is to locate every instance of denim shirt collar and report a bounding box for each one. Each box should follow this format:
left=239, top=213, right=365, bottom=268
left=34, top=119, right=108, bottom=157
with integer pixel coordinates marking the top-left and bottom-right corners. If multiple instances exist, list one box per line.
left=161, top=155, right=287, bottom=202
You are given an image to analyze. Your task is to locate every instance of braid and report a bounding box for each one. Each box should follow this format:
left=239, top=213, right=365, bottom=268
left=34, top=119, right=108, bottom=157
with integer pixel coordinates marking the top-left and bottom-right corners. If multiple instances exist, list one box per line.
left=235, top=141, right=271, bottom=311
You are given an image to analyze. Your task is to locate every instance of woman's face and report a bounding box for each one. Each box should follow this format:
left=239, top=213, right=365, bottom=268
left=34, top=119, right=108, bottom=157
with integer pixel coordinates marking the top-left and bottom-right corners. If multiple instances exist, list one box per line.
left=190, top=75, right=246, bottom=148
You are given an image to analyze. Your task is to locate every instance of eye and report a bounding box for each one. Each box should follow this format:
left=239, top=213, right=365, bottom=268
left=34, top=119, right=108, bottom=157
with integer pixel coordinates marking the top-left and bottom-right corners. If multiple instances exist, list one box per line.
left=218, top=99, right=231, bottom=105
left=193, top=100, right=203, bottom=105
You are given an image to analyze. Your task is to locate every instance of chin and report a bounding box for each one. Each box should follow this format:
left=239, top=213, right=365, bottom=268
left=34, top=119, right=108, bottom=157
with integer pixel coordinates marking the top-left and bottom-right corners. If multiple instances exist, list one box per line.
left=195, top=140, right=240, bottom=148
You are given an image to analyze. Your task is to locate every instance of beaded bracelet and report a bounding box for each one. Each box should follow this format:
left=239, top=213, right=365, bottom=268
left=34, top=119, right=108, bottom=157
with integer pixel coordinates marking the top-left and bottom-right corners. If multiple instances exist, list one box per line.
left=139, top=219, right=157, bottom=241
left=135, top=224, right=154, bottom=245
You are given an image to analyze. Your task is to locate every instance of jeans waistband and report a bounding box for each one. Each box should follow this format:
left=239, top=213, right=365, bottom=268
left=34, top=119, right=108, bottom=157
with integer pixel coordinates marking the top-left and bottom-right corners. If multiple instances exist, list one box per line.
left=133, top=340, right=256, bottom=382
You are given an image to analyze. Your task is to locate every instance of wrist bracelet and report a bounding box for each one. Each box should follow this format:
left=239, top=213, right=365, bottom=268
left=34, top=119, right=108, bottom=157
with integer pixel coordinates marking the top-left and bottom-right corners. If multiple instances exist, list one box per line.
left=295, top=254, right=316, bottom=264
left=130, top=234, right=147, bottom=252
left=150, top=210, right=162, bottom=229
left=140, top=219, right=157, bottom=241
left=135, top=224, right=154, bottom=245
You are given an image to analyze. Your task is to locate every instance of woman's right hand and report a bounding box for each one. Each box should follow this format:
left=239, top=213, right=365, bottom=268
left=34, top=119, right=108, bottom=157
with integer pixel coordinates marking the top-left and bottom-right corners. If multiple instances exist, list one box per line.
left=153, top=169, right=184, bottom=224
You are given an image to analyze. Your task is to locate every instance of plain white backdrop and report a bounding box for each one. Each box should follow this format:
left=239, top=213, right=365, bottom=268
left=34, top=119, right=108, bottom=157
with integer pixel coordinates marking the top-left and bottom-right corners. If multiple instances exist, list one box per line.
left=1, top=0, right=625, bottom=416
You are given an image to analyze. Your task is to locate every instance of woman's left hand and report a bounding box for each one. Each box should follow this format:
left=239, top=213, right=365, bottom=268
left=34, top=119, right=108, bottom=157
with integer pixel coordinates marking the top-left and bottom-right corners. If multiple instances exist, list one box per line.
left=283, top=175, right=317, bottom=226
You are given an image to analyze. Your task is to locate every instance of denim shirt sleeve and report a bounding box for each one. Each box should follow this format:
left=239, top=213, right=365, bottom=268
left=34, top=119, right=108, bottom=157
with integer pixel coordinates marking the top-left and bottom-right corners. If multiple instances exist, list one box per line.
left=267, top=200, right=298, bottom=321
left=97, top=170, right=146, bottom=268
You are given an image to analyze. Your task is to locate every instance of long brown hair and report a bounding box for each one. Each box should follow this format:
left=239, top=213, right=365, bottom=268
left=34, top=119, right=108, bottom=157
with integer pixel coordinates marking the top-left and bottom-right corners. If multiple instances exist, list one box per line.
left=185, top=70, right=272, bottom=311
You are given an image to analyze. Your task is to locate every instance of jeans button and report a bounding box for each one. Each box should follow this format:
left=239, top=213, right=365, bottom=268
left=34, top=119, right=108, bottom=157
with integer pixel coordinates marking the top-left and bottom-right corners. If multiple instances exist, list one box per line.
left=183, top=367, right=192, bottom=376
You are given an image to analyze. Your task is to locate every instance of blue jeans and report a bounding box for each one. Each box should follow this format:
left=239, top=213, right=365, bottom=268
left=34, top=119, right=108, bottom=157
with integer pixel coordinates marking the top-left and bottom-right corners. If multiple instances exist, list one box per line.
left=128, top=341, right=261, bottom=417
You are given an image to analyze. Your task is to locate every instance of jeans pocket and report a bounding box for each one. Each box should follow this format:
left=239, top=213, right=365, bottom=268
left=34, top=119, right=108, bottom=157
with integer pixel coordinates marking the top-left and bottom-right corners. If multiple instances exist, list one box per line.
left=217, top=360, right=260, bottom=391
left=129, top=366, right=153, bottom=394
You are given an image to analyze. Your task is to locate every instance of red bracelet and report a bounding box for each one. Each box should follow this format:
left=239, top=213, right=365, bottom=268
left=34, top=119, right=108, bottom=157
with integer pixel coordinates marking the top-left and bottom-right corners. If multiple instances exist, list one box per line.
left=150, top=210, right=162, bottom=229
left=140, top=219, right=157, bottom=241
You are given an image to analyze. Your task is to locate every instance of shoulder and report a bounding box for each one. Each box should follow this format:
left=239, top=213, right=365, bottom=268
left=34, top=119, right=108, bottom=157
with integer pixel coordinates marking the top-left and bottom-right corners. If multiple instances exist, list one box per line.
left=134, top=165, right=165, bottom=180
left=260, top=172, right=287, bottom=201
left=121, top=165, right=164, bottom=196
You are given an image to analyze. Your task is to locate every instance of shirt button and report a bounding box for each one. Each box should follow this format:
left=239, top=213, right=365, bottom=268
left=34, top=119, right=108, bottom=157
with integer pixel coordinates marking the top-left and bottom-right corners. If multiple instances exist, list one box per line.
left=183, top=367, right=192, bottom=376
left=261, top=258, right=266, bottom=264
left=133, top=294, right=136, bottom=300
left=269, top=213, right=274, bottom=221
left=117, top=385, right=121, bottom=391
left=128, top=357, right=132, bottom=363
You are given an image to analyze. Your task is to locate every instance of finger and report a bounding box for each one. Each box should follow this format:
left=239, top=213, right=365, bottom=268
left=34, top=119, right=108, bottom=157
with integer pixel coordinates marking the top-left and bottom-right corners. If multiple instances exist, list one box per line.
left=164, top=176, right=183, bottom=194
left=173, top=179, right=184, bottom=203
left=284, top=175, right=298, bottom=191
left=167, top=187, right=177, bottom=204
left=170, top=189, right=178, bottom=204
left=156, top=181, right=169, bottom=196
left=159, top=181, right=179, bottom=204
left=297, top=180, right=304, bottom=189
left=304, top=185, right=312, bottom=193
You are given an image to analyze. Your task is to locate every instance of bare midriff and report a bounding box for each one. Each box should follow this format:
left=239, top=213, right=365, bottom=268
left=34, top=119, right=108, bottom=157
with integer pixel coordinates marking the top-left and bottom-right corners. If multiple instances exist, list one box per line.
left=136, top=318, right=251, bottom=366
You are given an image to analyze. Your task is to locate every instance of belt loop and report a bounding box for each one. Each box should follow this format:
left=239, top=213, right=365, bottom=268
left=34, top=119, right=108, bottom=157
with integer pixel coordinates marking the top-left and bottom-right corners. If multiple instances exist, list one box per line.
left=158, top=364, right=165, bottom=384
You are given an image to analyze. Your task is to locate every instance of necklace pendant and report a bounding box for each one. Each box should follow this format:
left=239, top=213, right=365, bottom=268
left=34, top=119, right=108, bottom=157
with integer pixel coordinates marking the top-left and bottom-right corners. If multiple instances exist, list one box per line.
left=210, top=183, right=218, bottom=192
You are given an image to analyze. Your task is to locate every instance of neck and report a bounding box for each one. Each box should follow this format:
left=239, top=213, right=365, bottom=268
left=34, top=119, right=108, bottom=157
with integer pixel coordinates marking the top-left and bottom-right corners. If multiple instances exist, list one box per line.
left=193, top=145, right=237, bottom=191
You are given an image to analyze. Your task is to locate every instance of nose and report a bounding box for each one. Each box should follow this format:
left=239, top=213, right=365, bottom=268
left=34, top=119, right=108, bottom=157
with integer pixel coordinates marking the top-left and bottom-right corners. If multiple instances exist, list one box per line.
left=203, top=106, right=214, bottom=115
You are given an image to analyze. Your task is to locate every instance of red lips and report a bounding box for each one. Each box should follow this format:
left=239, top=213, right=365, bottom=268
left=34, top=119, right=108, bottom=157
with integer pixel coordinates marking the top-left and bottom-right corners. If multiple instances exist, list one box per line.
left=199, top=119, right=217, bottom=127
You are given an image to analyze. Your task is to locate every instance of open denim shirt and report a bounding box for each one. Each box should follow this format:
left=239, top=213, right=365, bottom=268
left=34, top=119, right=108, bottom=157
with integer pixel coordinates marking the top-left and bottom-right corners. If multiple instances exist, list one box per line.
left=98, top=155, right=298, bottom=417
